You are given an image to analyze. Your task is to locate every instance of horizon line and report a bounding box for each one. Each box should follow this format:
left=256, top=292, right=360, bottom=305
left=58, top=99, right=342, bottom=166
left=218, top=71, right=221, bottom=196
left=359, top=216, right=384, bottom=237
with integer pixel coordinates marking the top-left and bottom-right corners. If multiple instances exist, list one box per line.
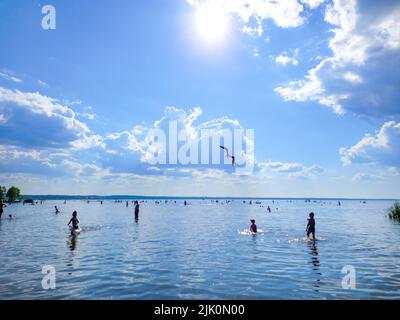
left=20, top=194, right=400, bottom=201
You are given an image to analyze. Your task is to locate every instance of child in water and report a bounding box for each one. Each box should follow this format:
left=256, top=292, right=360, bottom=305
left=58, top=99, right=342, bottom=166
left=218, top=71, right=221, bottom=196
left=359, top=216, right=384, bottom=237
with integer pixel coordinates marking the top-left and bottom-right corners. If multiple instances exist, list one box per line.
left=68, top=211, right=80, bottom=234
left=250, top=219, right=257, bottom=233
left=306, top=212, right=316, bottom=240
left=134, top=200, right=139, bottom=222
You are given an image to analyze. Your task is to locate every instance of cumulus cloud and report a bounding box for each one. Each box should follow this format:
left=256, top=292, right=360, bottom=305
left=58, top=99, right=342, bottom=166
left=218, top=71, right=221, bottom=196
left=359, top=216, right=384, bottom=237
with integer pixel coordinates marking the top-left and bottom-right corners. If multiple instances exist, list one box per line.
left=0, top=81, right=322, bottom=183
left=0, top=86, right=92, bottom=149
left=70, top=134, right=105, bottom=150
left=275, top=48, right=299, bottom=66
left=340, top=121, right=400, bottom=168
left=98, top=106, right=255, bottom=176
left=186, top=0, right=325, bottom=37
left=0, top=145, right=56, bottom=175
left=275, top=0, right=400, bottom=116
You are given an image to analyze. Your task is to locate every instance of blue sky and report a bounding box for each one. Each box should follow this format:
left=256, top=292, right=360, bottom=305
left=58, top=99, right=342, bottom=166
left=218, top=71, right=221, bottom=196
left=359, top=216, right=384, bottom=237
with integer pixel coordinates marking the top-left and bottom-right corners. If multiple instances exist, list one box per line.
left=0, top=0, right=399, bottom=197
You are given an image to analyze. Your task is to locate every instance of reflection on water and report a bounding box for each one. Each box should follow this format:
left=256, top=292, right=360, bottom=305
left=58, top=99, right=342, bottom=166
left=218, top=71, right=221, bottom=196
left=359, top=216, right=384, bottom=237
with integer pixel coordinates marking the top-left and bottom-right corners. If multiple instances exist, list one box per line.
left=68, top=235, right=78, bottom=251
left=0, top=199, right=399, bottom=299
left=308, top=242, right=321, bottom=291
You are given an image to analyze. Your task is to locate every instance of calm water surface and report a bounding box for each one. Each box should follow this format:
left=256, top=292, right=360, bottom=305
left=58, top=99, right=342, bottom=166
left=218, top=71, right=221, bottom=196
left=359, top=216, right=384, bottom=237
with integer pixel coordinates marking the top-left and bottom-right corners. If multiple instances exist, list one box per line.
left=0, top=199, right=399, bottom=299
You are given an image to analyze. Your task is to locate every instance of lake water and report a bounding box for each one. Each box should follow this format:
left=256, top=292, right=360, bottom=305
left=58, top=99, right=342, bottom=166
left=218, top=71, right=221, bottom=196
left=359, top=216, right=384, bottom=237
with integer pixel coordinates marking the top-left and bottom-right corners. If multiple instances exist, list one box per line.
left=0, top=199, right=399, bottom=299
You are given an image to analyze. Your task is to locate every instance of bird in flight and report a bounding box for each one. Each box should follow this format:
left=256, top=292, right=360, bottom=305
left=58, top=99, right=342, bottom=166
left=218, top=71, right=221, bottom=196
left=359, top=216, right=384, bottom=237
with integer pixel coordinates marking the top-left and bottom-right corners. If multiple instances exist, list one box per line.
left=220, top=145, right=236, bottom=166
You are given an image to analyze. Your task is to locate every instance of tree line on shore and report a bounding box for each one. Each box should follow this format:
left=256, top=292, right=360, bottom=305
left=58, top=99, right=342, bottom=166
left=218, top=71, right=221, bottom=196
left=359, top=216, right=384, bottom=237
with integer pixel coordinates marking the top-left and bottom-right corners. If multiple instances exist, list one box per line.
left=0, top=186, right=21, bottom=203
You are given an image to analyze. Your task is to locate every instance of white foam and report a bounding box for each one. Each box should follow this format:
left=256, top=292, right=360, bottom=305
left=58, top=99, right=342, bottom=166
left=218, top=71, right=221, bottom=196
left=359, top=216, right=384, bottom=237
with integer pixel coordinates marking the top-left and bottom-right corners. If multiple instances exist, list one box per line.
left=288, top=236, right=327, bottom=243
left=238, top=228, right=266, bottom=235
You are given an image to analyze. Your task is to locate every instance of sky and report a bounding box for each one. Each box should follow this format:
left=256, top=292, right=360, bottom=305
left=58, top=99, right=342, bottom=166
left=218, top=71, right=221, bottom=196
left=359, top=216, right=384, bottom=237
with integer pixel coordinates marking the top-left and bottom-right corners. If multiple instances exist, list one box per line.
left=0, top=0, right=399, bottom=198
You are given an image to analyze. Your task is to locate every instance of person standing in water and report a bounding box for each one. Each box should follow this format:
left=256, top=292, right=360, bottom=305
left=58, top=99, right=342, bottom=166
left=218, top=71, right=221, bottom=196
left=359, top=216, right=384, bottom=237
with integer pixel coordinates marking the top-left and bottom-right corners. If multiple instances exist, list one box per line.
left=134, top=200, right=139, bottom=222
left=306, top=212, right=316, bottom=240
left=0, top=200, right=6, bottom=219
left=250, top=219, right=257, bottom=233
left=68, top=211, right=80, bottom=235
left=55, top=206, right=60, bottom=214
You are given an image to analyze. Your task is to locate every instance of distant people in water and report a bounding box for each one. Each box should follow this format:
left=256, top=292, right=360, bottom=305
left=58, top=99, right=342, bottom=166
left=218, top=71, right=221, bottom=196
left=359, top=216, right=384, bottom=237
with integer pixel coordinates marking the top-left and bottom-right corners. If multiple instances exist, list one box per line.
left=134, top=201, right=139, bottom=222
left=68, top=211, right=80, bottom=235
left=8, top=214, right=13, bottom=220
left=306, top=212, right=316, bottom=240
left=0, top=200, right=6, bottom=219
left=250, top=219, right=257, bottom=233
left=184, top=200, right=187, bottom=206
left=126, top=201, right=128, bottom=207
left=55, top=206, right=60, bottom=214
left=267, top=206, right=271, bottom=213
left=338, top=201, right=341, bottom=206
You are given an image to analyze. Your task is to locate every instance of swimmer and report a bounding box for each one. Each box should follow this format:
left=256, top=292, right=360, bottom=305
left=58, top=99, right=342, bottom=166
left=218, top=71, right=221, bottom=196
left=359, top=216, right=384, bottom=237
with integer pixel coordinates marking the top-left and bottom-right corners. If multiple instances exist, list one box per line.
left=306, top=212, right=316, bottom=240
left=68, top=211, right=80, bottom=235
left=250, top=219, right=257, bottom=233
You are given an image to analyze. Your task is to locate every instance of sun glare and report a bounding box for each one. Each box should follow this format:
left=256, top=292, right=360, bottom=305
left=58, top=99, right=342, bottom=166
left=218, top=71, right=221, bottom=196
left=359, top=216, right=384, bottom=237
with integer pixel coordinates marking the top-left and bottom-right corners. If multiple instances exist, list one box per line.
left=194, top=3, right=229, bottom=45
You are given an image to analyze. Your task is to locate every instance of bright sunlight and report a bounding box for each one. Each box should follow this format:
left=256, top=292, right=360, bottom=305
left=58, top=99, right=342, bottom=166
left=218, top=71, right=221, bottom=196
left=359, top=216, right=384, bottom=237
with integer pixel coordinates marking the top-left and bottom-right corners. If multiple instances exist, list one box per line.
left=194, top=2, right=230, bottom=45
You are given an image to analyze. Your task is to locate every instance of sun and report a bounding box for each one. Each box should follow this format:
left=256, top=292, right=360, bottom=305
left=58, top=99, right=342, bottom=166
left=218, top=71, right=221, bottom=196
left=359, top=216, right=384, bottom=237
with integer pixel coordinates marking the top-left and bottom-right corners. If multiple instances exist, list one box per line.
left=194, top=2, right=229, bottom=44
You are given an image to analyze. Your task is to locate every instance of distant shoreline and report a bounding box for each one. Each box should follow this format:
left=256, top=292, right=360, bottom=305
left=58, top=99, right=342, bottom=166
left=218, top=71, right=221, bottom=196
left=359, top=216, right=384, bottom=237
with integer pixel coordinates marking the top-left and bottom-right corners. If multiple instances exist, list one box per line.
left=20, top=195, right=399, bottom=201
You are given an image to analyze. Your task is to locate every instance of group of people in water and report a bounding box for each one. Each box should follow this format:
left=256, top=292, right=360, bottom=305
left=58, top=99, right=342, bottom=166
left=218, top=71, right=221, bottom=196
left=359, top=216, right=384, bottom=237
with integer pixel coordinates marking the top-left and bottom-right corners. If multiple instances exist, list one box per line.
left=249, top=212, right=316, bottom=241
left=2, top=198, right=317, bottom=240
left=66, top=200, right=140, bottom=235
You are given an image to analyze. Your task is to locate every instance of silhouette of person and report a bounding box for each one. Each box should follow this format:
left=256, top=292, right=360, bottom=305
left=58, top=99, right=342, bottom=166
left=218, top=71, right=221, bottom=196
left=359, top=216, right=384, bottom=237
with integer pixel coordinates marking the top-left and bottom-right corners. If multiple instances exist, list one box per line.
left=134, top=200, right=140, bottom=223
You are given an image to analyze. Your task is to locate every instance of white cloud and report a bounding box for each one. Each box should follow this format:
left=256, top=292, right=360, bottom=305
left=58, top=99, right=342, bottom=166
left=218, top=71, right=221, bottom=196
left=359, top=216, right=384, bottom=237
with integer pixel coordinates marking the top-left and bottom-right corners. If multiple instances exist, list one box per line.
left=259, top=161, right=303, bottom=173
left=242, top=25, right=263, bottom=37
left=0, top=70, right=22, bottom=83
left=186, top=0, right=322, bottom=37
left=0, top=145, right=56, bottom=174
left=0, top=87, right=85, bottom=126
left=343, top=71, right=362, bottom=84
left=340, top=121, right=400, bottom=168
left=82, top=112, right=96, bottom=120
left=388, top=166, right=400, bottom=176
left=70, top=134, right=105, bottom=150
left=37, top=80, right=49, bottom=88
left=0, top=86, right=92, bottom=149
left=351, top=173, right=382, bottom=182
left=0, top=114, right=7, bottom=124
left=275, top=0, right=400, bottom=116
left=275, top=48, right=299, bottom=66
left=60, top=159, right=103, bottom=177
left=301, top=0, right=325, bottom=9
left=258, top=161, right=324, bottom=178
